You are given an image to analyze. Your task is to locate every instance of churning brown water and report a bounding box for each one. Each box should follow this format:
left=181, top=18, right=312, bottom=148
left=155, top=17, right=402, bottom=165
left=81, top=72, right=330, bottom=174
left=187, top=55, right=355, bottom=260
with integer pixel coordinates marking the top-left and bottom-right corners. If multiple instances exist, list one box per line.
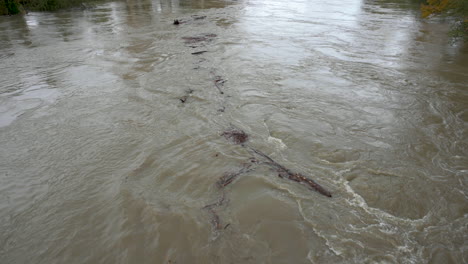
left=0, top=0, right=467, bottom=263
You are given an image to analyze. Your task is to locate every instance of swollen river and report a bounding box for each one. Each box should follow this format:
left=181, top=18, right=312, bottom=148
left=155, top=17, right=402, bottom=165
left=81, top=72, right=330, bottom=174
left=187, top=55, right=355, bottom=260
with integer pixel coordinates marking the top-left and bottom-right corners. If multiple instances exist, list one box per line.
left=0, top=0, right=467, bottom=263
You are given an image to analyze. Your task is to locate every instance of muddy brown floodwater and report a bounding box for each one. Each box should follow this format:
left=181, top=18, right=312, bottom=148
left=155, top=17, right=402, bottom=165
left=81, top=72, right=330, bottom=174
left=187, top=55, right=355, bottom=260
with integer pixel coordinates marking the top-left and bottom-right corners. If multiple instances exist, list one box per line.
left=0, top=0, right=467, bottom=263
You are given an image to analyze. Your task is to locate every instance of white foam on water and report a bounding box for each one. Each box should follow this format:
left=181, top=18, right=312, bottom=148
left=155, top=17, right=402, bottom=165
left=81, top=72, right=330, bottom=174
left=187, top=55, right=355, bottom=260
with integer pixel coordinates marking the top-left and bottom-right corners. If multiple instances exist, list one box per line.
left=267, top=136, right=287, bottom=150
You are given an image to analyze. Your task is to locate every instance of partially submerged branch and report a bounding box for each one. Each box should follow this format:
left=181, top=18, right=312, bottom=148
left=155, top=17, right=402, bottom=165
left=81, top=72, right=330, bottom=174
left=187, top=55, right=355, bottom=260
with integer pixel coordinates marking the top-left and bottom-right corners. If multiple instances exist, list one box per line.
left=216, top=163, right=255, bottom=188
left=220, top=128, right=332, bottom=197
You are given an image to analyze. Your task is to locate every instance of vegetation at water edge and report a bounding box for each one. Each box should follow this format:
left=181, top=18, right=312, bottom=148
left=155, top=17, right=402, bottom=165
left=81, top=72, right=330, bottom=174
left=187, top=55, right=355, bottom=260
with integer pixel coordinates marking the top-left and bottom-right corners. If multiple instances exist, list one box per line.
left=421, top=0, right=468, bottom=38
left=1, top=0, right=101, bottom=15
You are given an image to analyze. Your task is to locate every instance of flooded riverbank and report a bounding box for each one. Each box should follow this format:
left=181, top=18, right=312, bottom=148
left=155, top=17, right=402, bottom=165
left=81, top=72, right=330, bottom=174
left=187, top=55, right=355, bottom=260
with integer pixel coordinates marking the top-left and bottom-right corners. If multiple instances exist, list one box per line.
left=0, top=0, right=467, bottom=263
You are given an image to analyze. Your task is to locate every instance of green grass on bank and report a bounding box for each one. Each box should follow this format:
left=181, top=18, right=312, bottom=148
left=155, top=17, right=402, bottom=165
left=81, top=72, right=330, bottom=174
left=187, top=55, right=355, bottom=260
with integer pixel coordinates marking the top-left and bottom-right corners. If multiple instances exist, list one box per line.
left=422, top=0, right=468, bottom=39
left=1, top=0, right=103, bottom=15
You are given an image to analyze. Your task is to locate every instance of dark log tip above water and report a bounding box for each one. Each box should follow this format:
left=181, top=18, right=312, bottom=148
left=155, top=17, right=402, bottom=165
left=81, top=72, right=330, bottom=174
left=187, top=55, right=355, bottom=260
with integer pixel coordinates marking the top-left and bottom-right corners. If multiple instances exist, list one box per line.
left=180, top=96, right=188, bottom=103
left=192, top=50, right=208, bottom=55
left=221, top=129, right=248, bottom=144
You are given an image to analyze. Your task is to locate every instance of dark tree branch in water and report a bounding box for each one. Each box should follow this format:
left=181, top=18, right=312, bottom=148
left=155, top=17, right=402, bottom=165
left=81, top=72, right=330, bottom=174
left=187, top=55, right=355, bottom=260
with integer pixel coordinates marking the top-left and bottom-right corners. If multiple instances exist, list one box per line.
left=207, top=208, right=222, bottom=230
left=247, top=146, right=332, bottom=197
left=216, top=163, right=255, bottom=188
left=203, top=192, right=227, bottom=230
left=203, top=192, right=227, bottom=210
left=219, top=128, right=332, bottom=197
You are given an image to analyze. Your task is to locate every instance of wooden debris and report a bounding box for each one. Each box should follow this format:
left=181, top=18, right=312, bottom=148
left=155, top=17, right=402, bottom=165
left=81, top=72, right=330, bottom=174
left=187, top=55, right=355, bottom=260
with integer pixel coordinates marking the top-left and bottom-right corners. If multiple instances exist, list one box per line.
left=221, top=128, right=248, bottom=144
left=248, top=147, right=332, bottom=197
left=203, top=192, right=226, bottom=210
left=214, top=76, right=226, bottom=94
left=208, top=208, right=222, bottom=230
left=191, top=51, right=208, bottom=55
left=216, top=165, right=253, bottom=188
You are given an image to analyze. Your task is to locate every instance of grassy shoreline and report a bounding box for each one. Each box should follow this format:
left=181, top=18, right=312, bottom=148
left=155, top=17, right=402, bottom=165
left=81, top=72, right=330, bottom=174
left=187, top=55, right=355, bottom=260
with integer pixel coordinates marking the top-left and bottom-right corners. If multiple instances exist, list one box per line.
left=0, top=0, right=105, bottom=15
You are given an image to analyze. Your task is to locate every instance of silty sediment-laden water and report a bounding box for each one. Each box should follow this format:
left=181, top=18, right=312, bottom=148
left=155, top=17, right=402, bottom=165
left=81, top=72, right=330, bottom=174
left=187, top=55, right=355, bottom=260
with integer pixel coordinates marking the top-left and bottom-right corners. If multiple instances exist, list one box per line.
left=0, top=0, right=467, bottom=263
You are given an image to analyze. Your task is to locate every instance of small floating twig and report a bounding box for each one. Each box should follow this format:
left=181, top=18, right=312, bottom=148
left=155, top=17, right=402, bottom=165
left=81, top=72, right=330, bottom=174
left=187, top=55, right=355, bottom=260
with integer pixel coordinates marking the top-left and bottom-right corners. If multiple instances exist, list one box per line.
left=192, top=51, right=208, bottom=55
left=214, top=77, right=226, bottom=94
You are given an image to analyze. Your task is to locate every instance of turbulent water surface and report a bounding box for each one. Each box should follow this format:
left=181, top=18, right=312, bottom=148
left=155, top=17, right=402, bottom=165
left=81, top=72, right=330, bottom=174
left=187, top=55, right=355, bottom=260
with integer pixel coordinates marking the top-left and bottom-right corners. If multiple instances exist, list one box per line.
left=0, top=0, right=467, bottom=263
